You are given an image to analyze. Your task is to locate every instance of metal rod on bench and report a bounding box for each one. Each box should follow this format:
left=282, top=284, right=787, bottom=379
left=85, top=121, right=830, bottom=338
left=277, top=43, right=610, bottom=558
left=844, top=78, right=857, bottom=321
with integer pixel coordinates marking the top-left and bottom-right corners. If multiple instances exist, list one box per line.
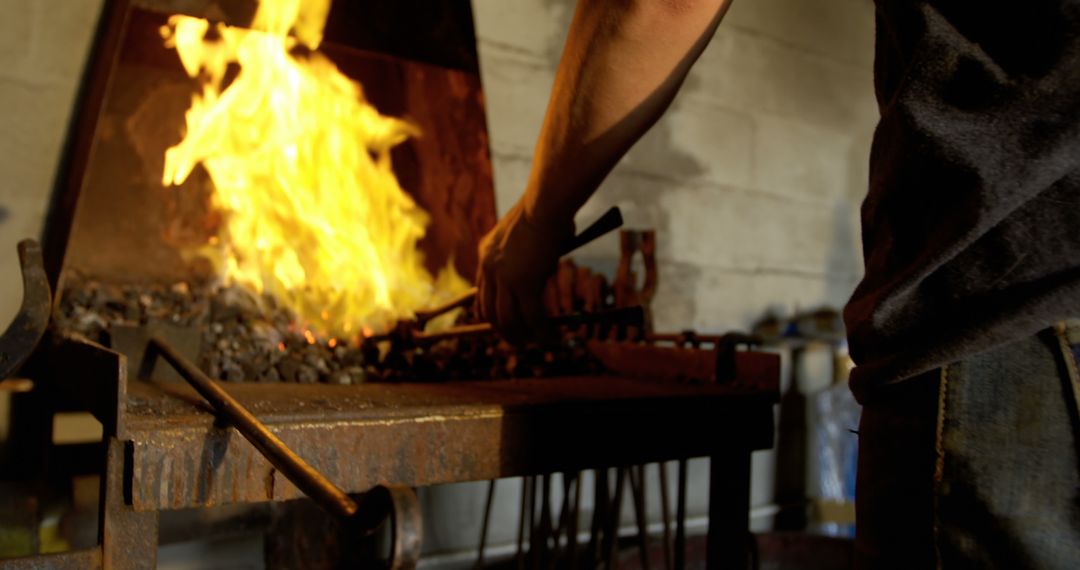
left=411, top=305, right=645, bottom=344
left=148, top=335, right=359, bottom=519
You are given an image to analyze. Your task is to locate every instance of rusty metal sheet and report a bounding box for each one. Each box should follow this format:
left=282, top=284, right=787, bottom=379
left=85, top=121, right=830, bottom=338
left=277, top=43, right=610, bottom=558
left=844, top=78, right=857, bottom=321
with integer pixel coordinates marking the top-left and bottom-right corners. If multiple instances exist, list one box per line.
left=102, top=438, right=159, bottom=570
left=121, top=376, right=775, bottom=511
left=44, top=333, right=128, bottom=439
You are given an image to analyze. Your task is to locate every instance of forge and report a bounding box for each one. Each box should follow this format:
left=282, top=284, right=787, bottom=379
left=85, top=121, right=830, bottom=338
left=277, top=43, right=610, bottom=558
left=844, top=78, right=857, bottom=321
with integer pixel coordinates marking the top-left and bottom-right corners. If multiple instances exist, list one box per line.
left=1, top=1, right=779, bottom=568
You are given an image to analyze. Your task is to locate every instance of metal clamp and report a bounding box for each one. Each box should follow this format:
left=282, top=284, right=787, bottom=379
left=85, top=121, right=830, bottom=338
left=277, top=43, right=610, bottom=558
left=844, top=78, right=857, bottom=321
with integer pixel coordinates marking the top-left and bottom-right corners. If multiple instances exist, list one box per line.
left=0, top=240, right=52, bottom=380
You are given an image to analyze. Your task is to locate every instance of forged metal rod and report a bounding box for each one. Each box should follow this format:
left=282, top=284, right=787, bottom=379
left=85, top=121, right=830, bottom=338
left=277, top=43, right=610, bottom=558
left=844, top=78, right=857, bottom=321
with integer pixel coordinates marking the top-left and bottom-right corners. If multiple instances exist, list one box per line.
left=606, top=468, right=628, bottom=568
left=519, top=476, right=534, bottom=570
left=589, top=468, right=609, bottom=567
left=658, top=462, right=674, bottom=570
left=675, top=459, right=688, bottom=570
left=569, top=472, right=582, bottom=570
left=147, top=335, right=359, bottom=519
left=412, top=206, right=624, bottom=326
left=411, top=305, right=645, bottom=344
left=475, top=479, right=497, bottom=569
left=630, top=466, right=651, bottom=570
left=553, top=472, right=576, bottom=569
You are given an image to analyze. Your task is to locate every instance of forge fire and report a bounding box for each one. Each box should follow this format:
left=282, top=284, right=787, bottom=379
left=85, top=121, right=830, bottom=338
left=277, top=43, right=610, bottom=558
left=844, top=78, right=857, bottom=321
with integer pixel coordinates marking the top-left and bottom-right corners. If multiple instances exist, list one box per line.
left=52, top=0, right=650, bottom=387
left=160, top=0, right=468, bottom=341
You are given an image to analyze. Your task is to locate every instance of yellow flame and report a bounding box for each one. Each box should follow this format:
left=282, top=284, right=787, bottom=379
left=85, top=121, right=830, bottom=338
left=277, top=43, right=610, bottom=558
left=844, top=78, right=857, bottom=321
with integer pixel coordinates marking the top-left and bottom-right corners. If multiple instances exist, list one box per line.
left=161, top=0, right=467, bottom=337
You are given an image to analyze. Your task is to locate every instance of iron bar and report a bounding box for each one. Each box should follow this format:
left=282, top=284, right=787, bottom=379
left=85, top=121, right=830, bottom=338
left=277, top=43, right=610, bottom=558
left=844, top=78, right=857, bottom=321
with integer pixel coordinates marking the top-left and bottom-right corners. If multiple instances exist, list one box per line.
left=674, top=459, right=688, bottom=570
left=629, top=466, right=650, bottom=570
left=147, top=336, right=358, bottom=518
left=475, top=479, right=496, bottom=569
left=658, top=462, right=674, bottom=570
left=568, top=471, right=582, bottom=570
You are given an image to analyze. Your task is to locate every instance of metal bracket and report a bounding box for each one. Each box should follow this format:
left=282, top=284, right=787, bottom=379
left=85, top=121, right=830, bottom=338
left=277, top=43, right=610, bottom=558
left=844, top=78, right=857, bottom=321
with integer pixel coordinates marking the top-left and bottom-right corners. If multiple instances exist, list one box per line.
left=715, top=332, right=762, bottom=383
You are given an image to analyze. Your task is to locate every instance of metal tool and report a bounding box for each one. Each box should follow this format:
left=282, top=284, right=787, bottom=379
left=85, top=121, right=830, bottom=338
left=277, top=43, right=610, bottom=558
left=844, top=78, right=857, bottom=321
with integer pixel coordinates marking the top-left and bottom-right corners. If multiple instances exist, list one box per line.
left=366, top=305, right=644, bottom=352
left=147, top=335, right=359, bottom=518
left=410, top=305, right=645, bottom=344
left=141, top=335, right=422, bottom=567
left=0, top=240, right=51, bottom=380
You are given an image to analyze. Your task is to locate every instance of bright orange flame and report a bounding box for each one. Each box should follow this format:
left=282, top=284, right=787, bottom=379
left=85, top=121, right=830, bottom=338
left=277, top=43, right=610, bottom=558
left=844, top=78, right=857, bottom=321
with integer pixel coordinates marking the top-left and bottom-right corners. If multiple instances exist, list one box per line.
left=160, top=0, right=467, bottom=337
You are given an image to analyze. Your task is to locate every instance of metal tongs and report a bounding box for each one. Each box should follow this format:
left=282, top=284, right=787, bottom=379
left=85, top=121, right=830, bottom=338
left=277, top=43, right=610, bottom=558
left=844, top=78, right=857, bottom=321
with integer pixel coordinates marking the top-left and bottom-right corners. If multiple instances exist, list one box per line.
left=367, top=206, right=628, bottom=345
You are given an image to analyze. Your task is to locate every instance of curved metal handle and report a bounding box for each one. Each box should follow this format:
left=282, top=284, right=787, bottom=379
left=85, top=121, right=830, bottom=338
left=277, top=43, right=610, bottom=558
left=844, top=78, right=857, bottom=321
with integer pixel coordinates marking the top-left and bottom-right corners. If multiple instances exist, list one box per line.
left=349, top=484, right=423, bottom=569
left=384, top=485, right=422, bottom=570
left=0, top=240, right=52, bottom=379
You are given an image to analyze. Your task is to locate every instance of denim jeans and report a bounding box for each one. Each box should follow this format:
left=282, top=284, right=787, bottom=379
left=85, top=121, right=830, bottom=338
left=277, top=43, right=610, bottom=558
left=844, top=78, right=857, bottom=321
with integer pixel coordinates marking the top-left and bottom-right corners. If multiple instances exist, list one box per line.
left=854, top=322, right=1080, bottom=569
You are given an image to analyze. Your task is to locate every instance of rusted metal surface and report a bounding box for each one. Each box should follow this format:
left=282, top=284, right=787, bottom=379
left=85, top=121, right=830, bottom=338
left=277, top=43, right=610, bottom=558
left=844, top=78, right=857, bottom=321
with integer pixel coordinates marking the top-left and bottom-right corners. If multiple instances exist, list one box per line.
left=118, top=376, right=774, bottom=512
left=381, top=485, right=422, bottom=570
left=0, top=549, right=103, bottom=569
left=587, top=340, right=780, bottom=397
left=40, top=0, right=133, bottom=290
left=111, top=323, right=201, bottom=385
left=42, top=333, right=127, bottom=437
left=7, top=332, right=122, bottom=480
left=101, top=438, right=159, bottom=570
left=146, top=335, right=360, bottom=518
left=0, top=240, right=52, bottom=380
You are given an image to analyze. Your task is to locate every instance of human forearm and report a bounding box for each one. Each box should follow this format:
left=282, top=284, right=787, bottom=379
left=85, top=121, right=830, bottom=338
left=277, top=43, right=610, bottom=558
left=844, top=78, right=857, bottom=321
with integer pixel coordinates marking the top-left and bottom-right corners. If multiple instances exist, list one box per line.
left=523, top=0, right=734, bottom=227
left=476, top=0, right=732, bottom=340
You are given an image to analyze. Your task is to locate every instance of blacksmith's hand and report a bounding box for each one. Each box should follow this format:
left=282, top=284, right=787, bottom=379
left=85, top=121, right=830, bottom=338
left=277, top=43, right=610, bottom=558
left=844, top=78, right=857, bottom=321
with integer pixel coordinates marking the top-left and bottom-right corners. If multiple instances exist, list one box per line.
left=477, top=201, right=573, bottom=344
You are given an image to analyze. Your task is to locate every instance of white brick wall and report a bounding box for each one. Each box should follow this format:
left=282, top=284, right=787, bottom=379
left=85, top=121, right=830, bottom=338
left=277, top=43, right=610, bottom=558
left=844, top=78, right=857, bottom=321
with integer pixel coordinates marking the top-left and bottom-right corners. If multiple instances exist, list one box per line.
left=0, top=0, right=103, bottom=326
left=476, top=0, right=876, bottom=335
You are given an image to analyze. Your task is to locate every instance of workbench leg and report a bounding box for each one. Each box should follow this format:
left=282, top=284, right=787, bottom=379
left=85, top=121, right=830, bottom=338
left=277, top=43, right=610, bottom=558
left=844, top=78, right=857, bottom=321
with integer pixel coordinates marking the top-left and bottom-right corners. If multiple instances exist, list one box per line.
left=706, top=450, right=751, bottom=570
left=102, top=438, right=158, bottom=570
